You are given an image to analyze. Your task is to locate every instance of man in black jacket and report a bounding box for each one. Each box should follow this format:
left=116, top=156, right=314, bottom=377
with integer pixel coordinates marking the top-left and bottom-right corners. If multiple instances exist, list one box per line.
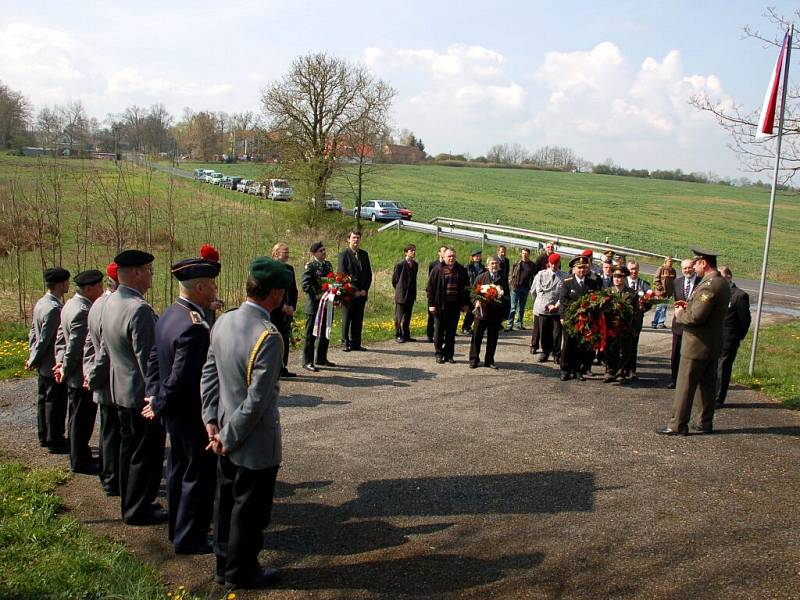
left=427, top=248, right=470, bottom=364
left=426, top=246, right=447, bottom=342
left=469, top=256, right=510, bottom=368
left=338, top=231, right=372, bottom=351
left=392, top=244, right=418, bottom=343
left=559, top=255, right=600, bottom=381
left=667, top=259, right=699, bottom=389
left=461, top=249, right=485, bottom=334
left=270, top=243, right=298, bottom=377
left=716, top=266, right=751, bottom=407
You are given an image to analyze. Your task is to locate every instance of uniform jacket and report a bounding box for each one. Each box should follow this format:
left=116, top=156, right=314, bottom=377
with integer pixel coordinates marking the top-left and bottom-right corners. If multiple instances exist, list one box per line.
left=723, top=283, right=751, bottom=345
left=102, top=285, right=157, bottom=409
left=28, top=292, right=63, bottom=377
left=558, top=275, right=600, bottom=318
left=338, top=247, right=372, bottom=294
left=392, top=258, right=418, bottom=304
left=473, top=271, right=510, bottom=324
left=272, top=264, right=298, bottom=327
left=83, top=292, right=112, bottom=405
left=54, top=293, right=92, bottom=389
left=427, top=261, right=470, bottom=310
left=676, top=270, right=731, bottom=360
left=201, top=302, right=282, bottom=470
left=671, top=275, right=700, bottom=335
left=145, top=297, right=210, bottom=434
left=532, top=269, right=564, bottom=315
left=301, top=258, right=333, bottom=315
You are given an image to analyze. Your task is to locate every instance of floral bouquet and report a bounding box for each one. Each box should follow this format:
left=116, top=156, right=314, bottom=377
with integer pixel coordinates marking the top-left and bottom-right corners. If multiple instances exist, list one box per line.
left=313, top=272, right=354, bottom=340
left=563, top=289, right=634, bottom=351
left=470, top=282, right=504, bottom=318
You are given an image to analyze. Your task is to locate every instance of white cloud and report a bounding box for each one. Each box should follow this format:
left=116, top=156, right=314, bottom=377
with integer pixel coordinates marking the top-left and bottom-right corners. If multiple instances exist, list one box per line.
left=394, top=44, right=505, bottom=79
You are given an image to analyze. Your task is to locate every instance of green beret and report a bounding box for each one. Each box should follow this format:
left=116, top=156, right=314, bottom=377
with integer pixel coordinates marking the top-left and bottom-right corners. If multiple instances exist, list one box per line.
left=250, top=256, right=293, bottom=288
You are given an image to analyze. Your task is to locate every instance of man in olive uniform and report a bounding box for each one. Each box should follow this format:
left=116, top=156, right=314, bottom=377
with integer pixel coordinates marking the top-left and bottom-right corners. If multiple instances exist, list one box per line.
left=83, top=262, right=120, bottom=496
left=301, top=242, right=335, bottom=372
left=103, top=249, right=167, bottom=525
left=338, top=231, right=372, bottom=352
left=603, top=265, right=636, bottom=383
left=54, top=269, right=104, bottom=473
left=658, top=247, right=730, bottom=435
left=27, top=267, right=70, bottom=453
left=144, top=256, right=220, bottom=554
left=559, top=255, right=600, bottom=381
left=201, top=257, right=291, bottom=590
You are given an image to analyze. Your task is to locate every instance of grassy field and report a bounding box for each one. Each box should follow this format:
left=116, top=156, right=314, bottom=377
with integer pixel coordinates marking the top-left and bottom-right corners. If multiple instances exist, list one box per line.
left=733, top=320, right=800, bottom=408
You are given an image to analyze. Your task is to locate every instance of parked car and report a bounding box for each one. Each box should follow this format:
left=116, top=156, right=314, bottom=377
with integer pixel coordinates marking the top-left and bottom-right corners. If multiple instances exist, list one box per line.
left=220, top=176, right=242, bottom=190
left=201, top=169, right=217, bottom=182
left=388, top=201, right=413, bottom=220
left=312, top=193, right=342, bottom=211
left=355, top=200, right=405, bottom=222
left=209, top=172, right=224, bottom=185
left=238, top=179, right=252, bottom=192
left=193, top=168, right=205, bottom=181
left=266, top=178, right=293, bottom=201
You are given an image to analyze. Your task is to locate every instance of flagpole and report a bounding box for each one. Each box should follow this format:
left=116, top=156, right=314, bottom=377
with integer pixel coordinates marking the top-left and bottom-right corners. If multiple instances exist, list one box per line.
left=749, top=25, right=793, bottom=376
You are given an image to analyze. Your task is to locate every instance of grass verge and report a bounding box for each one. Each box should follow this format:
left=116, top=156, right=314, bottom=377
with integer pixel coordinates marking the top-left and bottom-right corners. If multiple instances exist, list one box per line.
left=0, top=322, right=33, bottom=380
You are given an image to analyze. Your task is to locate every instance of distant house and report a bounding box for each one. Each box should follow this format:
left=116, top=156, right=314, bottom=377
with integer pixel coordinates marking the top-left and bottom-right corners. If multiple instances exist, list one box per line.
left=381, top=144, right=424, bottom=164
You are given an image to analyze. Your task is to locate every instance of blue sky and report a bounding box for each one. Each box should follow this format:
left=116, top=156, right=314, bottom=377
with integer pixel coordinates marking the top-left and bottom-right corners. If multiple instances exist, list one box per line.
left=0, top=1, right=795, bottom=178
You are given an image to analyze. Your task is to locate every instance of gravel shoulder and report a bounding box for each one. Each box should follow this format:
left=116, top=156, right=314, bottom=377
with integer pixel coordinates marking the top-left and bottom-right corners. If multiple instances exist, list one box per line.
left=1, top=317, right=799, bottom=599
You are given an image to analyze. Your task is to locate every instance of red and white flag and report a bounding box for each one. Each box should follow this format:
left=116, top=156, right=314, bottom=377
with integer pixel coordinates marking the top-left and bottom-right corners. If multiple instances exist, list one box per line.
left=756, top=31, right=790, bottom=138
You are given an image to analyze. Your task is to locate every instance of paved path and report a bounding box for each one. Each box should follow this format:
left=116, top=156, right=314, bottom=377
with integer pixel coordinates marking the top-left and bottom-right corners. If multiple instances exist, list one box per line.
left=1, top=321, right=799, bottom=599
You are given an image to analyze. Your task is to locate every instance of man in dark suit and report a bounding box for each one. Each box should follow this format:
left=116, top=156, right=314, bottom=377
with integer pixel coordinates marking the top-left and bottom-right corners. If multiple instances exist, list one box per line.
left=716, top=266, right=751, bottom=407
left=391, top=244, right=418, bottom=343
left=559, top=255, right=600, bottom=381
left=461, top=249, right=485, bottom=334
left=301, top=242, right=334, bottom=372
left=427, top=247, right=470, bottom=364
left=270, top=243, right=298, bottom=378
left=338, top=231, right=372, bottom=351
left=144, top=256, right=220, bottom=555
left=625, top=260, right=651, bottom=380
left=427, top=246, right=447, bottom=342
left=667, top=258, right=699, bottom=389
left=469, top=256, right=510, bottom=368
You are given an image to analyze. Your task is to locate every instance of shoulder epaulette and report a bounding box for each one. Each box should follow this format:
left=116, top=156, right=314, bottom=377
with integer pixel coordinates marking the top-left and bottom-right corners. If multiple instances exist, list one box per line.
left=188, top=310, right=205, bottom=325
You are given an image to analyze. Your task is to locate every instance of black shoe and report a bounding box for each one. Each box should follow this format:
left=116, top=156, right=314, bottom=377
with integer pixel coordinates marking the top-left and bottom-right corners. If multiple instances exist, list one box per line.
left=559, top=372, right=570, bottom=381
left=404, top=337, right=417, bottom=342
left=715, top=401, right=724, bottom=408
left=352, top=346, right=368, bottom=351
left=280, top=368, right=297, bottom=378
left=469, top=361, right=479, bottom=369
left=517, top=325, right=526, bottom=330
left=577, top=373, right=586, bottom=381
left=342, top=345, right=351, bottom=352
left=72, top=462, right=99, bottom=475
left=504, top=326, right=513, bottom=332
left=435, top=356, right=445, bottom=364
left=666, top=381, right=676, bottom=389
left=656, top=426, right=688, bottom=436
left=302, top=363, right=318, bottom=373
left=537, top=354, right=549, bottom=363
left=426, top=337, right=434, bottom=343
left=690, top=424, right=713, bottom=434
left=603, top=375, right=617, bottom=383
left=48, top=442, right=69, bottom=455
left=485, top=363, right=498, bottom=369
left=529, top=347, right=537, bottom=355
left=126, top=507, right=169, bottom=526
left=316, top=360, right=336, bottom=367
left=446, top=357, right=455, bottom=364
left=175, top=543, right=213, bottom=555
left=396, top=337, right=405, bottom=343
left=225, top=566, right=281, bottom=590
left=103, top=486, right=120, bottom=497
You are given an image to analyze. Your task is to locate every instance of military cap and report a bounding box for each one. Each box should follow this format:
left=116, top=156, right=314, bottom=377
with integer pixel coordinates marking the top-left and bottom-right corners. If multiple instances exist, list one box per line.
left=548, top=253, right=561, bottom=265
left=569, top=255, right=591, bottom=268
left=114, top=249, right=154, bottom=267
left=690, top=246, right=719, bottom=261
left=44, top=267, right=70, bottom=284
left=470, top=248, right=483, bottom=257
left=74, top=269, right=104, bottom=286
left=171, top=258, right=221, bottom=281
left=612, top=265, right=629, bottom=278
left=310, top=241, right=325, bottom=253
left=602, top=250, right=615, bottom=264
left=250, top=256, right=293, bottom=288
left=106, top=262, right=119, bottom=282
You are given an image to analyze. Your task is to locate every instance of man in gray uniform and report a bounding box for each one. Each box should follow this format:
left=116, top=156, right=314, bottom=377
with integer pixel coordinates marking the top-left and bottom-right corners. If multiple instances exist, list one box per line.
left=83, top=262, right=120, bottom=495
left=27, top=267, right=70, bottom=453
left=202, top=256, right=291, bottom=590
left=102, top=249, right=167, bottom=525
left=54, top=269, right=104, bottom=473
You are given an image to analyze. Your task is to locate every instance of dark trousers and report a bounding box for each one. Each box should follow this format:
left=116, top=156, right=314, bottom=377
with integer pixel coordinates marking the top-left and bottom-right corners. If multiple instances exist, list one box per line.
left=67, top=386, right=97, bottom=471
left=117, top=405, right=166, bottom=524
left=670, top=333, right=683, bottom=383
left=272, top=316, right=291, bottom=368
left=434, top=302, right=461, bottom=359
left=469, top=319, right=501, bottom=366
left=98, top=403, right=120, bottom=495
left=461, top=309, right=475, bottom=333
left=394, top=302, right=414, bottom=339
left=303, top=307, right=330, bottom=365
left=604, top=335, right=633, bottom=377
left=561, top=332, right=590, bottom=375
left=426, top=311, right=436, bottom=340
left=669, top=355, right=717, bottom=432
left=341, top=296, right=366, bottom=348
left=37, top=375, right=67, bottom=445
left=625, top=328, right=642, bottom=373
left=532, top=314, right=561, bottom=357
left=716, top=341, right=739, bottom=404
left=167, top=426, right=216, bottom=549
left=214, top=456, right=279, bottom=583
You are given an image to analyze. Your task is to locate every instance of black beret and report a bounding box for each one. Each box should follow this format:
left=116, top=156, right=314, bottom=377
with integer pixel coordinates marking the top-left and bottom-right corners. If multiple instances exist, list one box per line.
left=44, top=267, right=70, bottom=284
left=569, top=255, right=591, bottom=268
left=114, top=249, right=155, bottom=267
left=310, top=241, right=325, bottom=253
left=250, top=256, right=293, bottom=288
left=171, top=258, right=221, bottom=281
left=74, top=269, right=104, bottom=286
left=470, top=248, right=483, bottom=256
left=690, top=246, right=719, bottom=261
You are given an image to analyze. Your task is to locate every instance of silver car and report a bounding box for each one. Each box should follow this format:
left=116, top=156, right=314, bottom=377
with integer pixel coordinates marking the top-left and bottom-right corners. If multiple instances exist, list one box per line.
left=356, top=199, right=405, bottom=222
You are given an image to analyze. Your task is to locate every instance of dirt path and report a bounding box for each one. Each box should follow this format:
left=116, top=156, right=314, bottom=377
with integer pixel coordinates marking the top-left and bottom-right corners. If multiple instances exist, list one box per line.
left=2, top=320, right=799, bottom=599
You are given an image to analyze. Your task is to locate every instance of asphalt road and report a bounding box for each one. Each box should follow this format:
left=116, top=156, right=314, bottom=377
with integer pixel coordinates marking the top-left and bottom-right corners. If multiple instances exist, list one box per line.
left=1, top=320, right=799, bottom=599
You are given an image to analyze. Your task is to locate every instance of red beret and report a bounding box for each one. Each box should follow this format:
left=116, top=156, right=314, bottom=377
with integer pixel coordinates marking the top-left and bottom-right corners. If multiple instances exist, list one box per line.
left=548, top=253, right=561, bottom=265
left=581, top=248, right=593, bottom=257
left=106, top=262, right=118, bottom=282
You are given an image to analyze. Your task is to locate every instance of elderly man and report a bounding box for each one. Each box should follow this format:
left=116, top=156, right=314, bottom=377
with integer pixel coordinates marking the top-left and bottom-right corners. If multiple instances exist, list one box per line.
left=427, top=245, right=447, bottom=342
left=716, top=266, right=751, bottom=407
left=427, top=247, right=470, bottom=364
left=27, top=267, right=70, bottom=454
left=530, top=253, right=564, bottom=363
left=658, top=247, right=730, bottom=435
left=559, top=255, right=600, bottom=381
left=144, top=255, right=221, bottom=555
left=83, top=263, right=120, bottom=496
left=201, top=257, right=292, bottom=589
left=54, top=269, right=104, bottom=473
left=667, top=259, right=699, bottom=389
left=534, top=241, right=556, bottom=272
left=625, top=260, right=651, bottom=380
left=103, top=249, right=167, bottom=525
left=469, top=256, right=510, bottom=369
left=301, top=242, right=335, bottom=372
left=338, top=230, right=372, bottom=352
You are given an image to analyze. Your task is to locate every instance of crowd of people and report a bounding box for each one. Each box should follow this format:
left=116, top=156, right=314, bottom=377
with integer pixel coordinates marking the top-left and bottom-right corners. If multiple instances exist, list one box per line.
left=24, top=231, right=751, bottom=589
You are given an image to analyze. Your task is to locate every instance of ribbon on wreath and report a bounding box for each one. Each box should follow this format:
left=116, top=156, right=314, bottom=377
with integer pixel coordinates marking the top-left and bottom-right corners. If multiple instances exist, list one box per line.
left=598, top=312, right=608, bottom=352
left=313, top=290, right=336, bottom=340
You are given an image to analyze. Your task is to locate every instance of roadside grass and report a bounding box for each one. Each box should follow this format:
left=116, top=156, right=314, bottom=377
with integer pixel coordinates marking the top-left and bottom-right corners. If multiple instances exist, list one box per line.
left=732, top=320, right=800, bottom=409
left=0, top=322, right=32, bottom=380
left=0, top=462, right=165, bottom=599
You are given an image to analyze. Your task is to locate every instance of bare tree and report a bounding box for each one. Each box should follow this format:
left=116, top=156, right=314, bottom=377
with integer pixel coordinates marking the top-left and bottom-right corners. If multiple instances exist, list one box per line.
left=0, top=81, right=31, bottom=149
left=59, top=100, right=90, bottom=155
left=690, top=7, right=800, bottom=180
left=36, top=107, right=63, bottom=153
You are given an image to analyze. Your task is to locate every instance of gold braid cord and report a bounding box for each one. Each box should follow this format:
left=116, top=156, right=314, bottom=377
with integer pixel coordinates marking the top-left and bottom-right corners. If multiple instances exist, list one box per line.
left=246, top=329, right=271, bottom=386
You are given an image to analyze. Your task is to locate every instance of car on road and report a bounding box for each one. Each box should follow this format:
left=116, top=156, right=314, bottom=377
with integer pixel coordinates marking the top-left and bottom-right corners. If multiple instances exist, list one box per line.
left=312, top=193, right=342, bottom=211
left=238, top=179, right=252, bottom=192
left=209, top=172, right=224, bottom=185
left=355, top=199, right=406, bottom=222
left=201, top=169, right=217, bottom=182
left=193, top=168, right=205, bottom=181
left=388, top=201, right=413, bottom=220
left=220, top=176, right=242, bottom=190
left=266, top=179, right=293, bottom=201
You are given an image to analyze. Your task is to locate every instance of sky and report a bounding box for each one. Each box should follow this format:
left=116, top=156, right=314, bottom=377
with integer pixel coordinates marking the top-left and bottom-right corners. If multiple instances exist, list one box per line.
left=0, top=0, right=796, bottom=179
